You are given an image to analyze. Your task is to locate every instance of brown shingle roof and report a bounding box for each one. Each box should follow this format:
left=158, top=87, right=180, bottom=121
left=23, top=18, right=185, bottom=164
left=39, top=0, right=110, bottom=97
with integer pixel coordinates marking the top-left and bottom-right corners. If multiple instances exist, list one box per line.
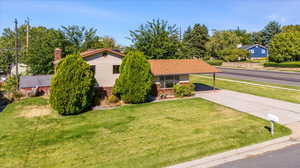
left=148, top=59, right=220, bottom=76
left=80, top=48, right=125, bottom=58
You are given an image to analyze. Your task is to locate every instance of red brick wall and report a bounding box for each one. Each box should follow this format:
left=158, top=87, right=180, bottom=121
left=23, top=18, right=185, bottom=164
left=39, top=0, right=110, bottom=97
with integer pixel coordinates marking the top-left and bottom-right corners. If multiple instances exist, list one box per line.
left=95, top=87, right=113, bottom=99
left=20, top=86, right=50, bottom=96
left=153, top=81, right=190, bottom=97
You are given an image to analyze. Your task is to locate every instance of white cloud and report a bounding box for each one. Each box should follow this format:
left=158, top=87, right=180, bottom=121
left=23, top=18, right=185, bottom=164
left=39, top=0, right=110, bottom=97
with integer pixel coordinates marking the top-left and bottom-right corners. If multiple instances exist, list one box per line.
left=267, top=14, right=287, bottom=23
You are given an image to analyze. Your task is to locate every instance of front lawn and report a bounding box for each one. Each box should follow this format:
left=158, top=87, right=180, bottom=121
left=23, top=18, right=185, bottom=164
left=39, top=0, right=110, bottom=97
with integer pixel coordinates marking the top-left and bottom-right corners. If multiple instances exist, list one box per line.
left=0, top=97, right=290, bottom=168
left=191, top=75, right=300, bottom=104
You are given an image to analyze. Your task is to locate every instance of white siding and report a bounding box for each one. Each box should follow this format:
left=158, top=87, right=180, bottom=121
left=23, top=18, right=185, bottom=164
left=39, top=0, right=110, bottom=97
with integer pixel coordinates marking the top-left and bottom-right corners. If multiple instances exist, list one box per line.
left=84, top=53, right=122, bottom=87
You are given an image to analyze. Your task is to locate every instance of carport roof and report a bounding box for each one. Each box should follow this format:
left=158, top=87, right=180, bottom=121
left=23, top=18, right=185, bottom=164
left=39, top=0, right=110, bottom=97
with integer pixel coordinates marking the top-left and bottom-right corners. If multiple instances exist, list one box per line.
left=148, top=59, right=220, bottom=76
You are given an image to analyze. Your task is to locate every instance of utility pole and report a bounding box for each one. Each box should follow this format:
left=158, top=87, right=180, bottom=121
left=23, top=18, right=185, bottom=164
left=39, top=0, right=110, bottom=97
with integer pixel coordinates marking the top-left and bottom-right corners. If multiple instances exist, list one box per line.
left=14, top=19, right=19, bottom=88
left=25, top=17, right=30, bottom=54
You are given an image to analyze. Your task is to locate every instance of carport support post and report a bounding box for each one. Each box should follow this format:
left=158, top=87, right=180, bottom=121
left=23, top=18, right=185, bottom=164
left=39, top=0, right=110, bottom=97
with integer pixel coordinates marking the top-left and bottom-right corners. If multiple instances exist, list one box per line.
left=213, top=73, right=216, bottom=91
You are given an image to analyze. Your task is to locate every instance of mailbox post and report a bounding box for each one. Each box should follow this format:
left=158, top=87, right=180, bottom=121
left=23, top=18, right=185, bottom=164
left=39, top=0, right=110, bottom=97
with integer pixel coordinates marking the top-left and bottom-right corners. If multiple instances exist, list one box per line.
left=267, top=114, right=279, bottom=136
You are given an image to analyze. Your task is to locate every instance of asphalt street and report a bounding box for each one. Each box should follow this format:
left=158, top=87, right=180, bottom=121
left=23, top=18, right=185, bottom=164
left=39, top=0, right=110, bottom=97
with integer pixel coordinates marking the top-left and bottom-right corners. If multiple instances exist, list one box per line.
left=217, top=143, right=300, bottom=168
left=217, top=67, right=300, bottom=87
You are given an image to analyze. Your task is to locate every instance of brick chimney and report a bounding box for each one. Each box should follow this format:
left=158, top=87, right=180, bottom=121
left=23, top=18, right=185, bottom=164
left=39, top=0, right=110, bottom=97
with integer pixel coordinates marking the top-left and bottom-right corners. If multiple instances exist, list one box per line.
left=54, top=48, right=62, bottom=61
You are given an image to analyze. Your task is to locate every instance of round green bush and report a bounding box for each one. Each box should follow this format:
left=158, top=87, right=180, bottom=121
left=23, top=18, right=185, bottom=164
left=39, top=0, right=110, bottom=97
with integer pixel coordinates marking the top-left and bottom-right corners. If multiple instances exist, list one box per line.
left=49, top=54, right=95, bottom=115
left=108, top=95, right=119, bottom=104
left=206, top=59, right=223, bottom=66
left=173, top=84, right=195, bottom=97
left=217, top=48, right=250, bottom=62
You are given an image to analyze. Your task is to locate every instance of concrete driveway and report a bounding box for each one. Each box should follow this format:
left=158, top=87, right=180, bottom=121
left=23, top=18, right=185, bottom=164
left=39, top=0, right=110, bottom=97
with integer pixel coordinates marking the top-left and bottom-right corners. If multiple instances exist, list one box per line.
left=195, top=90, right=300, bottom=125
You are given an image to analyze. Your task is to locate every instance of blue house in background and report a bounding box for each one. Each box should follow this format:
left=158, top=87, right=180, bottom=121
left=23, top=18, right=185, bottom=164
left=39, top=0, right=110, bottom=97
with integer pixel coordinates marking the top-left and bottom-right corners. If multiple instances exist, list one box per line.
left=239, top=44, right=268, bottom=59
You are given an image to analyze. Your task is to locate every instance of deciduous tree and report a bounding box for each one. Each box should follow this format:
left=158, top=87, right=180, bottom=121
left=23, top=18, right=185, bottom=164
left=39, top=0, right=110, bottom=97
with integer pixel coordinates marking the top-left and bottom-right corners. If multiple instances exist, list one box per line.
left=282, top=25, right=300, bottom=32
left=269, top=31, right=300, bottom=62
left=206, top=30, right=241, bottom=59
left=129, top=19, right=181, bottom=59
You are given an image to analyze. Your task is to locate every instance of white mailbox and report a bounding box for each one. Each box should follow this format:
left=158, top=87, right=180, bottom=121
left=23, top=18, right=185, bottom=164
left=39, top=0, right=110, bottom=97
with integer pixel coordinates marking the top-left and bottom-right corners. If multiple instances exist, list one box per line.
left=268, top=114, right=279, bottom=123
left=267, top=114, right=279, bottom=136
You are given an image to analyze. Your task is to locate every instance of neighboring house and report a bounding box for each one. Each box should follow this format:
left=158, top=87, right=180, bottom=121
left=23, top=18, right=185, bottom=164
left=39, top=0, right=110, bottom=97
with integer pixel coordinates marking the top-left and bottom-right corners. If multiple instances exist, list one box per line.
left=238, top=44, right=268, bottom=59
left=19, top=75, right=52, bottom=95
left=21, top=48, right=220, bottom=97
left=10, top=63, right=29, bottom=76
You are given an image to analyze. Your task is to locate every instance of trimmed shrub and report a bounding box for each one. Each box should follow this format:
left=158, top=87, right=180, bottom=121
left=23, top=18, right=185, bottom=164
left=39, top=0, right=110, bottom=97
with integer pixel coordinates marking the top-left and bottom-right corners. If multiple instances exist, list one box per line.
left=264, top=61, right=300, bottom=68
left=218, top=48, right=250, bottom=62
left=49, top=54, right=95, bottom=115
left=113, top=50, right=152, bottom=104
left=108, top=95, right=119, bottom=104
left=3, top=75, right=18, bottom=94
left=173, top=84, right=195, bottom=97
left=3, top=75, right=22, bottom=101
left=206, top=60, right=223, bottom=66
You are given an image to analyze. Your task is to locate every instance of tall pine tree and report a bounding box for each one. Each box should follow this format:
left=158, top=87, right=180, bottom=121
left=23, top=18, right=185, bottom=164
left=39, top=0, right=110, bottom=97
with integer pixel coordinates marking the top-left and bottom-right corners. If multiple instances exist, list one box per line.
left=261, top=21, right=281, bottom=46
left=182, top=24, right=209, bottom=59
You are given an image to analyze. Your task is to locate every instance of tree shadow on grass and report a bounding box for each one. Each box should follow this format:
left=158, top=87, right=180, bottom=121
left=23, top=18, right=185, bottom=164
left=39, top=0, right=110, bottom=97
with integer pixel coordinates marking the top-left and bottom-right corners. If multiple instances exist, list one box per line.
left=264, top=126, right=272, bottom=133
left=0, top=92, right=10, bottom=112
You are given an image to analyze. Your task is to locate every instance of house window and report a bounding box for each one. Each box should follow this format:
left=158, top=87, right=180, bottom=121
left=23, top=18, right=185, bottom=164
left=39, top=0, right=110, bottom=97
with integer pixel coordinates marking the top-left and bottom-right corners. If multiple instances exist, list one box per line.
left=159, top=75, right=180, bottom=88
left=113, top=65, right=120, bottom=74
left=250, top=49, right=254, bottom=54
left=261, top=49, right=265, bottom=54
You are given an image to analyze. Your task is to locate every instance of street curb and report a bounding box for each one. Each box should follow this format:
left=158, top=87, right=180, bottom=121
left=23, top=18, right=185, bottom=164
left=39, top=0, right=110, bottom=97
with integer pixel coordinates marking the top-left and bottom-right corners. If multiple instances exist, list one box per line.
left=166, top=136, right=299, bottom=168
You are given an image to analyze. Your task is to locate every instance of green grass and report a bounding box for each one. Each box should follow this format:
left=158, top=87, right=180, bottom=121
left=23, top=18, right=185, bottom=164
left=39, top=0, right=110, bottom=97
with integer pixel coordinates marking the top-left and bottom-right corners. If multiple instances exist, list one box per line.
left=190, top=75, right=300, bottom=104
left=0, top=97, right=290, bottom=168
left=264, top=61, right=300, bottom=68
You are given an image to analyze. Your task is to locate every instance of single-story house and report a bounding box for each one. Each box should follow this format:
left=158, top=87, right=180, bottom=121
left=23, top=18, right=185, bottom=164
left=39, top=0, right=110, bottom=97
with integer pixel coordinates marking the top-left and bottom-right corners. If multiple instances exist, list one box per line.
left=238, top=44, right=268, bottom=59
left=149, top=59, right=219, bottom=96
left=20, top=48, right=220, bottom=97
left=19, top=75, right=52, bottom=95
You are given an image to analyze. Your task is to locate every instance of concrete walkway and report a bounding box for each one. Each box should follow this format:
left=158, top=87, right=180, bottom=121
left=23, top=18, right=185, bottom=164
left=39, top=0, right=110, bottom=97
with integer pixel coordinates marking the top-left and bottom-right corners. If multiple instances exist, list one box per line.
left=167, top=90, right=300, bottom=168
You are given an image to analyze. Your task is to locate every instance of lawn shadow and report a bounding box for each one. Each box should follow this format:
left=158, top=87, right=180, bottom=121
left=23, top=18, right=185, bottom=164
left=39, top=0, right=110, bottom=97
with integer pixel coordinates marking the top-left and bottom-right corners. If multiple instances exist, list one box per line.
left=193, top=83, right=220, bottom=91
left=0, top=93, right=10, bottom=113
left=264, top=126, right=271, bottom=133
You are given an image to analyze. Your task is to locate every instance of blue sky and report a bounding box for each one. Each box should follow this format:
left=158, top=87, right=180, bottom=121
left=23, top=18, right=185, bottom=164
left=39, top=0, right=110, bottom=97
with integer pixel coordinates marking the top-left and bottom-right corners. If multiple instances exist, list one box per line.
left=0, top=0, right=299, bottom=46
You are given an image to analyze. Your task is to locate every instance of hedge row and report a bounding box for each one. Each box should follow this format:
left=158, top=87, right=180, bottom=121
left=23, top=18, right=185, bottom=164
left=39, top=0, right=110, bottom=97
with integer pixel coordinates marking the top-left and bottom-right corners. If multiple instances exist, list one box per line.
left=206, top=60, right=223, bottom=66
left=264, top=61, right=300, bottom=68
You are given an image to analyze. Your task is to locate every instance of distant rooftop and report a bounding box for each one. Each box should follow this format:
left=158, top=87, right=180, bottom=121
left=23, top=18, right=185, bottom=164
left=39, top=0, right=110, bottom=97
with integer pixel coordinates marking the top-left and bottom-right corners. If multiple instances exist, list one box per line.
left=19, top=75, right=52, bottom=88
left=239, top=44, right=267, bottom=50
